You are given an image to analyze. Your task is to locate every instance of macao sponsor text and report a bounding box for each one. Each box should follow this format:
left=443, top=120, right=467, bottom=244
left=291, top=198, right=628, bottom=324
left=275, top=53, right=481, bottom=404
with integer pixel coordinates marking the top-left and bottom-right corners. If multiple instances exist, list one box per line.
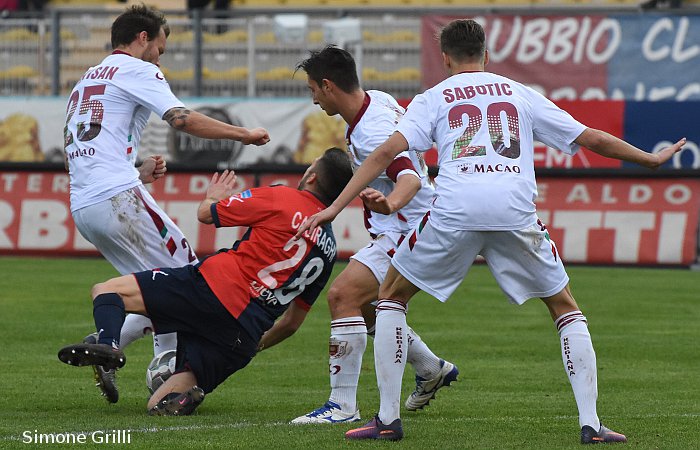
left=458, top=162, right=521, bottom=174
left=66, top=147, right=96, bottom=161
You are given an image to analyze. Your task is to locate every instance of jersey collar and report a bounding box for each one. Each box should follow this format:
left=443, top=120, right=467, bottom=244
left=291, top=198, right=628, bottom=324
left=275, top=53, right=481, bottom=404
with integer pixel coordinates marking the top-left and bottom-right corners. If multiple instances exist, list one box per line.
left=345, top=92, right=371, bottom=147
left=302, top=189, right=330, bottom=207
left=111, top=50, right=132, bottom=56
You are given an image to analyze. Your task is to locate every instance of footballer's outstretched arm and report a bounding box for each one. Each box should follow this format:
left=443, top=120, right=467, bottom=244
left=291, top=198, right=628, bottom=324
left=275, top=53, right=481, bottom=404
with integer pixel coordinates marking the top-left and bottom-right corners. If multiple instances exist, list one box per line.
left=257, top=301, right=309, bottom=352
left=294, top=131, right=409, bottom=238
left=163, top=107, right=270, bottom=145
left=575, top=128, right=685, bottom=169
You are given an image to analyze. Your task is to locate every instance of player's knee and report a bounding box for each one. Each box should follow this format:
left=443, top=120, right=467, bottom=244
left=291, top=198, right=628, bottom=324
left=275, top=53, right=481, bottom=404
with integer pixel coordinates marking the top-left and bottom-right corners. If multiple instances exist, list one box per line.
left=327, top=283, right=349, bottom=307
left=541, top=287, right=579, bottom=318
left=91, top=281, right=111, bottom=300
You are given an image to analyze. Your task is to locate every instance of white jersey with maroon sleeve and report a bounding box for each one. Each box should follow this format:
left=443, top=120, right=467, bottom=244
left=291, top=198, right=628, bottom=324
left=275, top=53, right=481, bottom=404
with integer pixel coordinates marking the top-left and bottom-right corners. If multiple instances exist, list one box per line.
left=64, top=52, right=184, bottom=212
left=396, top=71, right=586, bottom=231
left=347, top=90, right=434, bottom=236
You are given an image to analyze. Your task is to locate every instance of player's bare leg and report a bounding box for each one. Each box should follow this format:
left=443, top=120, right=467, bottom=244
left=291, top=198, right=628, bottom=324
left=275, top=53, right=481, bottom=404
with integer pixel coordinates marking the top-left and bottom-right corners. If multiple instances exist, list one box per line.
left=148, top=371, right=204, bottom=416
left=541, top=285, right=626, bottom=444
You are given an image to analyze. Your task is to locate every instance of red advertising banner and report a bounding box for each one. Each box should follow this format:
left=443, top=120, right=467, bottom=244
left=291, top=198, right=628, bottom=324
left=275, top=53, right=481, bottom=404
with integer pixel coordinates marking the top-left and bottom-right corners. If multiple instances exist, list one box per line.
left=535, top=178, right=700, bottom=265
left=1, top=172, right=698, bottom=266
left=422, top=15, right=609, bottom=99
left=0, top=172, right=369, bottom=260
left=397, top=98, right=626, bottom=170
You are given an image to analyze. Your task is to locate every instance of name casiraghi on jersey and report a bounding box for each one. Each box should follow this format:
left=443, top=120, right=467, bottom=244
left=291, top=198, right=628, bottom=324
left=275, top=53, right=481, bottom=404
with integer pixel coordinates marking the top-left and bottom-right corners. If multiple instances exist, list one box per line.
left=227, top=187, right=337, bottom=261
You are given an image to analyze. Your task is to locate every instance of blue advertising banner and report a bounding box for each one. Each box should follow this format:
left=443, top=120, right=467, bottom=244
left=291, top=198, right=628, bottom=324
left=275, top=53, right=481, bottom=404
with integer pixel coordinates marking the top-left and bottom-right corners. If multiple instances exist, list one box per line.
left=609, top=15, right=700, bottom=101
left=422, top=14, right=700, bottom=102
left=623, top=101, right=700, bottom=169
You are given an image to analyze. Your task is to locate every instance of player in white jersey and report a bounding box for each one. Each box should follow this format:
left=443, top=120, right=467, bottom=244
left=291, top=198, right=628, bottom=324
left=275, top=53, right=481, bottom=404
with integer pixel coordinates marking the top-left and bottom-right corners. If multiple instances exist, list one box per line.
left=298, top=20, right=686, bottom=443
left=64, top=5, right=269, bottom=404
left=271, top=46, right=458, bottom=425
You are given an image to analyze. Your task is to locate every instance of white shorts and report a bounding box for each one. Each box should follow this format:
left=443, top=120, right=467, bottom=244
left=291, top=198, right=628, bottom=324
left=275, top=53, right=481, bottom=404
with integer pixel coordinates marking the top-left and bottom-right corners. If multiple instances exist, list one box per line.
left=72, top=185, right=198, bottom=275
left=392, top=215, right=569, bottom=304
left=350, top=231, right=404, bottom=284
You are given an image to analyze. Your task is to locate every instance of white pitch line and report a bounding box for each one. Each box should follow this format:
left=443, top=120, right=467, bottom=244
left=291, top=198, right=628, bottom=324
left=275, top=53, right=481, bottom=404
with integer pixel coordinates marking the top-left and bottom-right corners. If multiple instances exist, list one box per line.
left=3, top=412, right=699, bottom=442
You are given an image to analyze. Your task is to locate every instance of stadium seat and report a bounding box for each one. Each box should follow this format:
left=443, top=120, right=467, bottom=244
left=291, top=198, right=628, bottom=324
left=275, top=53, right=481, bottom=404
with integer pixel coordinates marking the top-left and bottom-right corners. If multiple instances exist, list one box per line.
left=203, top=30, right=249, bottom=44
left=0, top=66, right=38, bottom=79
left=203, top=67, right=249, bottom=80
left=363, top=67, right=420, bottom=82
left=0, top=28, right=40, bottom=42
left=363, top=30, right=419, bottom=44
left=161, top=68, right=194, bottom=81
left=255, top=66, right=297, bottom=81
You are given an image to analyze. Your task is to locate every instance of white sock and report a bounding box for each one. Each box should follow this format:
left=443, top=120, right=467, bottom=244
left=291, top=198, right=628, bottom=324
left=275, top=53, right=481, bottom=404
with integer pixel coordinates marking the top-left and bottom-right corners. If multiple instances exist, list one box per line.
left=406, top=326, right=442, bottom=379
left=328, top=316, right=367, bottom=413
left=375, top=300, right=408, bottom=424
left=556, top=311, right=600, bottom=430
left=153, top=332, right=177, bottom=355
left=120, top=314, right=153, bottom=348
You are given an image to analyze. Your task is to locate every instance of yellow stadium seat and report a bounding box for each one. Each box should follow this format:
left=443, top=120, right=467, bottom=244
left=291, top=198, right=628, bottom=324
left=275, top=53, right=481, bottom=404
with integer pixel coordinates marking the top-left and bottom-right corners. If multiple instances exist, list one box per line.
left=0, top=29, right=40, bottom=42
left=203, top=66, right=249, bottom=80
left=363, top=67, right=420, bottom=81
left=256, top=66, right=299, bottom=81
left=0, top=66, right=38, bottom=79
left=160, top=67, right=194, bottom=81
left=203, top=30, right=249, bottom=44
left=363, top=30, right=419, bottom=43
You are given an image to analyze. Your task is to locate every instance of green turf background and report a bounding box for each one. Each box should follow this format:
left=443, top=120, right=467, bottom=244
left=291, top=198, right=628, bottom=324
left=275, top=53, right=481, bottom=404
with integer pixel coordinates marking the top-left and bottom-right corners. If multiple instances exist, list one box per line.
left=0, top=257, right=697, bottom=449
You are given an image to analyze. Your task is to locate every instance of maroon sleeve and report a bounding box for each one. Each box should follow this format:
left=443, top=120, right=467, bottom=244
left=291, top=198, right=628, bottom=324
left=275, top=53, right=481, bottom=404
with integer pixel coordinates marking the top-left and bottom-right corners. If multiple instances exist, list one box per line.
left=385, top=156, right=418, bottom=183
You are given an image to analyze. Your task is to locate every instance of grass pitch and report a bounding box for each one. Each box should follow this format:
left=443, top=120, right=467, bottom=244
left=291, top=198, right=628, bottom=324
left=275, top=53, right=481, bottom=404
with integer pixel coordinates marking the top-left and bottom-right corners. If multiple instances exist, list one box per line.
left=0, top=256, right=698, bottom=449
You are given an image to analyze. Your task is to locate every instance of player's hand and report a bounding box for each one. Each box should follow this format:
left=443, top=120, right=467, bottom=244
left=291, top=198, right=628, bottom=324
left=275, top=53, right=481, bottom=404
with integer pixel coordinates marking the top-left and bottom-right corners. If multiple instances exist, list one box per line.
left=206, top=169, right=237, bottom=202
left=359, top=187, right=392, bottom=215
left=647, top=138, right=686, bottom=169
left=242, top=127, right=271, bottom=146
left=294, top=206, right=340, bottom=240
left=151, top=155, right=167, bottom=180
left=138, top=155, right=167, bottom=184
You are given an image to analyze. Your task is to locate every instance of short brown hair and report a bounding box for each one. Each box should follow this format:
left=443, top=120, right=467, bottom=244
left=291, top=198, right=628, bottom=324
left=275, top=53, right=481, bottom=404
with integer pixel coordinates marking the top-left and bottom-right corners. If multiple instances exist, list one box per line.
left=111, top=4, right=169, bottom=49
left=295, top=46, right=360, bottom=94
left=440, top=19, right=486, bottom=63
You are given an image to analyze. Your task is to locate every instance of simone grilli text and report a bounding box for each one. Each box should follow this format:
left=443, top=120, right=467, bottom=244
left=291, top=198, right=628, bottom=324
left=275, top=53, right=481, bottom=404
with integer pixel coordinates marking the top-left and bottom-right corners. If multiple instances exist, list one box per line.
left=22, top=429, right=132, bottom=445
